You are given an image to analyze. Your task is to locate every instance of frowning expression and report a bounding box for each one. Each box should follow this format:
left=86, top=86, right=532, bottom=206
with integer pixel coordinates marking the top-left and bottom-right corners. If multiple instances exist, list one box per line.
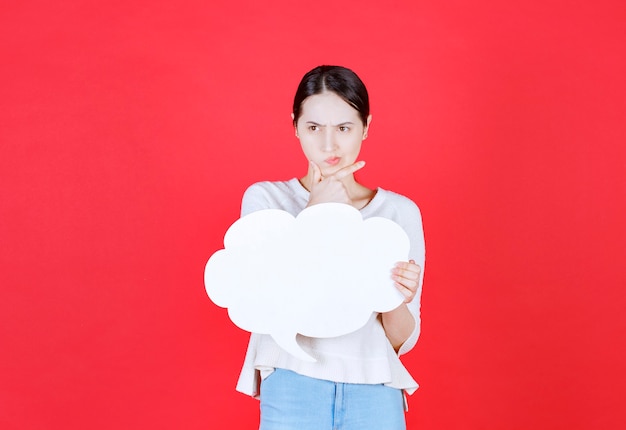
left=295, top=91, right=371, bottom=177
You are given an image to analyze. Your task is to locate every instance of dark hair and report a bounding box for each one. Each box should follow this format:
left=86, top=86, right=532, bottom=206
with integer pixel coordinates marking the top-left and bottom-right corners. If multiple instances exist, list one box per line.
left=292, top=65, right=370, bottom=126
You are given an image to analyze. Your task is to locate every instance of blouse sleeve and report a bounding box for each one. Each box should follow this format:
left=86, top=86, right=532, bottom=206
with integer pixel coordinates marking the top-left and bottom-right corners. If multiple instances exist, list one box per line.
left=240, top=182, right=272, bottom=217
left=396, top=200, right=426, bottom=356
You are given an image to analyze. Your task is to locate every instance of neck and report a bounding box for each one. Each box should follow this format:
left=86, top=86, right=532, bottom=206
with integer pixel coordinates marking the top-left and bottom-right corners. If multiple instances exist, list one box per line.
left=301, top=171, right=367, bottom=198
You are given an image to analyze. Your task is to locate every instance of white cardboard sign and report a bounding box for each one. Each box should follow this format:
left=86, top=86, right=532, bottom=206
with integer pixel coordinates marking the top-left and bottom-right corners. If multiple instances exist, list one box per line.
left=204, top=202, right=409, bottom=362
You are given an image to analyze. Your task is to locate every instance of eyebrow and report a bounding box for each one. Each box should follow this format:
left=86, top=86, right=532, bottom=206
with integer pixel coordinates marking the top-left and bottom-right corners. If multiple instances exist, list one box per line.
left=305, top=121, right=355, bottom=127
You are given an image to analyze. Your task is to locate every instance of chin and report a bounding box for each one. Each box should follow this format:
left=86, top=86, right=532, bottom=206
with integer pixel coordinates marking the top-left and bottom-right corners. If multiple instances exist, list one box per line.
left=322, top=166, right=342, bottom=177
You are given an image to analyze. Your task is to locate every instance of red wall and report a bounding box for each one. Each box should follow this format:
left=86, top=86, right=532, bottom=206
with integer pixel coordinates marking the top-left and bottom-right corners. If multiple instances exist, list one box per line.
left=1, top=1, right=625, bottom=428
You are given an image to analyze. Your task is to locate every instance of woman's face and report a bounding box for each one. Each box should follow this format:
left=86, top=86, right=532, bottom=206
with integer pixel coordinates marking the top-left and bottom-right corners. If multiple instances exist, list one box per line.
left=294, top=91, right=371, bottom=177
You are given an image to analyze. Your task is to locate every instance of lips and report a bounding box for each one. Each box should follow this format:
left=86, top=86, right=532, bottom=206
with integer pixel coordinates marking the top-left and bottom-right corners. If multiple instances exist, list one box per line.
left=325, top=157, right=340, bottom=166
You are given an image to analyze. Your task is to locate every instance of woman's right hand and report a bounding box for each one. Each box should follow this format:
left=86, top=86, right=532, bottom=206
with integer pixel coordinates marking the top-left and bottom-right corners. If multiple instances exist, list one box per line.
left=305, top=160, right=366, bottom=207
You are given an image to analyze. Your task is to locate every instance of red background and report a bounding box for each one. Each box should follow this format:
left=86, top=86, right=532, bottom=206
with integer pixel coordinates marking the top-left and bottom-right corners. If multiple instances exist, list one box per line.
left=1, top=1, right=625, bottom=428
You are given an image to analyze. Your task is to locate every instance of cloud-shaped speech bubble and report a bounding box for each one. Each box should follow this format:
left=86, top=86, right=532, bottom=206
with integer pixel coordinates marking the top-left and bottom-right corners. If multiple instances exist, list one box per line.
left=204, top=202, right=410, bottom=362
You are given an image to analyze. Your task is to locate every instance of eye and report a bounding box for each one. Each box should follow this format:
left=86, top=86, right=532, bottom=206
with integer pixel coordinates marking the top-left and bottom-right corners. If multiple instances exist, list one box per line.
left=308, top=125, right=318, bottom=132
left=338, top=125, right=350, bottom=132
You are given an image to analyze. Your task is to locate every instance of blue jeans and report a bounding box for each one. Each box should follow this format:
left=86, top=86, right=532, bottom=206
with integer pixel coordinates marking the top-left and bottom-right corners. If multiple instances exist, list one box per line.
left=259, top=369, right=406, bottom=430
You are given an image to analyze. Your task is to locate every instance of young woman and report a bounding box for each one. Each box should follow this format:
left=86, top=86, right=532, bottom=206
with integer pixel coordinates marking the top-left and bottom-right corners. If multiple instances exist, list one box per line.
left=235, top=65, right=425, bottom=430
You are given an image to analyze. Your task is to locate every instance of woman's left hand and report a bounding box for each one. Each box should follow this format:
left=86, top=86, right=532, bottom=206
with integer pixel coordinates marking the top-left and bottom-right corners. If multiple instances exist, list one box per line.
left=391, top=260, right=421, bottom=303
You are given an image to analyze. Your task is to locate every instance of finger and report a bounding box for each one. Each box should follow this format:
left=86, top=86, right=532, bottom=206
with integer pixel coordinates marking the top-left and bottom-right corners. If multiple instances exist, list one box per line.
left=393, top=262, right=421, bottom=278
left=395, top=261, right=419, bottom=270
left=400, top=268, right=421, bottom=280
left=392, top=273, right=419, bottom=289
left=333, top=160, right=366, bottom=180
left=394, top=282, right=415, bottom=303
left=310, top=161, right=322, bottom=183
left=395, top=260, right=421, bottom=271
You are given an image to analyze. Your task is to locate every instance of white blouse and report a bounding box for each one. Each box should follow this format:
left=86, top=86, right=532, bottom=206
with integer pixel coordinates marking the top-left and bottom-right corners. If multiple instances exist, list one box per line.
left=234, top=179, right=426, bottom=398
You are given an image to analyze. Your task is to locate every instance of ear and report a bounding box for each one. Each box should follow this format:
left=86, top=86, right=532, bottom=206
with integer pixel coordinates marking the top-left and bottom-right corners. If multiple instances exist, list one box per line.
left=363, top=114, right=372, bottom=139
left=291, top=113, right=298, bottom=137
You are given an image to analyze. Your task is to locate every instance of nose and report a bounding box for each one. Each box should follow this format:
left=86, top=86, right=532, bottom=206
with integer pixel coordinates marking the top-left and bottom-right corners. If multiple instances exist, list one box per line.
left=321, top=128, right=336, bottom=152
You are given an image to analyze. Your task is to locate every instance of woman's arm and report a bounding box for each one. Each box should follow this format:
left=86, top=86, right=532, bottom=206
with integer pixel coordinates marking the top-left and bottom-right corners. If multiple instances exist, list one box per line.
left=382, top=260, right=422, bottom=351
left=381, top=304, right=416, bottom=352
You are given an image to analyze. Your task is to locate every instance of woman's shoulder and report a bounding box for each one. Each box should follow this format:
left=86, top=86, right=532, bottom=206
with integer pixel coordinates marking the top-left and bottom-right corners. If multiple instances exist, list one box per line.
left=241, top=178, right=307, bottom=216
left=376, top=187, right=422, bottom=214
left=244, top=178, right=303, bottom=198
